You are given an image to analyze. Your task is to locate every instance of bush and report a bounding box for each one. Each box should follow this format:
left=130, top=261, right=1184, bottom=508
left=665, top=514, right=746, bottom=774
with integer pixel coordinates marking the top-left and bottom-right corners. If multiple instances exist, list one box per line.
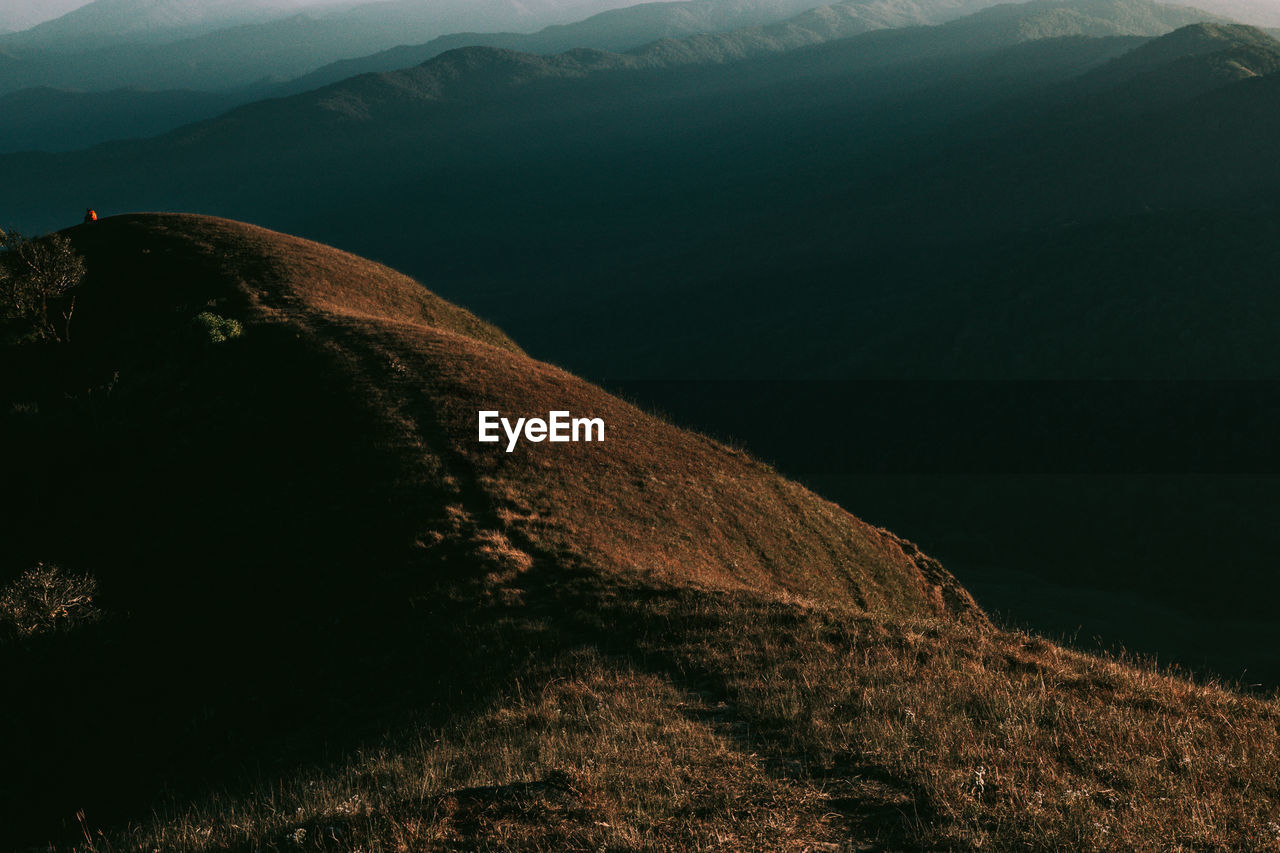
left=0, top=229, right=86, bottom=343
left=193, top=311, right=244, bottom=344
left=0, top=563, right=101, bottom=638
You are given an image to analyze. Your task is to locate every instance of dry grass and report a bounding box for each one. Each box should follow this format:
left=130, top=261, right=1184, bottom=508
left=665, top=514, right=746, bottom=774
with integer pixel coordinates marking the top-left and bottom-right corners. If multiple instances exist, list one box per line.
left=78, top=213, right=975, bottom=622
left=321, top=308, right=978, bottom=623
left=55, top=580, right=1280, bottom=853
left=604, top=587, right=1280, bottom=852
left=19, top=215, right=1280, bottom=851
left=67, top=632, right=842, bottom=853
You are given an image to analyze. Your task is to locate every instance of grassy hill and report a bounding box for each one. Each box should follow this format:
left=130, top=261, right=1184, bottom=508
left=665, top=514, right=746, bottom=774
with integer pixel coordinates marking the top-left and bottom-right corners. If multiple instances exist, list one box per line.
left=1, top=213, right=976, bottom=845
left=3, top=214, right=1279, bottom=851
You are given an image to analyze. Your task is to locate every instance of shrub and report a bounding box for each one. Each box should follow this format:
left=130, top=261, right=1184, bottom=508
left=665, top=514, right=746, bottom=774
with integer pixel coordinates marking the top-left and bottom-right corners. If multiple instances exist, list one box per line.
left=193, top=311, right=244, bottom=344
left=0, top=563, right=101, bottom=637
left=0, top=229, right=86, bottom=343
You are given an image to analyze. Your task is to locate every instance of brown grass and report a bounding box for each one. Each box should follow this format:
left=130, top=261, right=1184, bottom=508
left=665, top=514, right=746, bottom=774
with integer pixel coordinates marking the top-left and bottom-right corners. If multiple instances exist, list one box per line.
left=21, top=214, right=1280, bottom=851
left=58, top=578, right=1280, bottom=852
left=59, top=213, right=973, bottom=623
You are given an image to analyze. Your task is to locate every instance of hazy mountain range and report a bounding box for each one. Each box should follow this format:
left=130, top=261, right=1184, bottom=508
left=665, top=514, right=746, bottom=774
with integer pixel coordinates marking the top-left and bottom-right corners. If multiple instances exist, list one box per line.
left=0, top=0, right=1002, bottom=152
left=0, top=0, right=685, bottom=93
left=0, top=0, right=1226, bottom=239
left=272, top=0, right=993, bottom=95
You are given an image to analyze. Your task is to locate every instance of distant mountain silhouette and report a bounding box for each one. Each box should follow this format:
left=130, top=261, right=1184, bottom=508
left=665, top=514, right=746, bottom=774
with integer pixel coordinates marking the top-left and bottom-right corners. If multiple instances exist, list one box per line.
left=1, top=0, right=1220, bottom=153
left=0, top=0, right=753, bottom=94
left=0, top=0, right=1061, bottom=154
left=0, top=0, right=864, bottom=151
left=0, top=0, right=1225, bottom=237
left=1066, top=19, right=1274, bottom=96
left=276, top=0, right=999, bottom=95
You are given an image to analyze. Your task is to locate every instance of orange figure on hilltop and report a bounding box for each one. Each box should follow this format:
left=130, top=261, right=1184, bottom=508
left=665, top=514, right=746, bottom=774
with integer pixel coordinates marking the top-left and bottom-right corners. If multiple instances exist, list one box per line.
left=84, top=208, right=98, bottom=223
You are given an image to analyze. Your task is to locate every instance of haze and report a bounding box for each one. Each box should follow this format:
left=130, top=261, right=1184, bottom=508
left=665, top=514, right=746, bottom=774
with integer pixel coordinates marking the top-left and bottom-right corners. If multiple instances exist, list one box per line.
left=0, top=0, right=689, bottom=36
left=1, top=0, right=410, bottom=34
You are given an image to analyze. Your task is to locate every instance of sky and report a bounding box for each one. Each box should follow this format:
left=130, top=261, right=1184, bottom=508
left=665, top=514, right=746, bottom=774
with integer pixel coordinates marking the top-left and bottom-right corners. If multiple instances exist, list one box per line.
left=1166, top=0, right=1280, bottom=26
left=3, top=0, right=1277, bottom=39
left=0, top=0, right=377, bottom=34
left=1, top=0, right=90, bottom=32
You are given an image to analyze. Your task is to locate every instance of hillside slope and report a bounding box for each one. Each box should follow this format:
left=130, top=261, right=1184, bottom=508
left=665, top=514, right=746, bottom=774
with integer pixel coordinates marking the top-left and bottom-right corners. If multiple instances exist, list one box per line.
left=0, top=214, right=975, bottom=844
left=50, top=214, right=968, bottom=613
left=5, top=216, right=1280, bottom=851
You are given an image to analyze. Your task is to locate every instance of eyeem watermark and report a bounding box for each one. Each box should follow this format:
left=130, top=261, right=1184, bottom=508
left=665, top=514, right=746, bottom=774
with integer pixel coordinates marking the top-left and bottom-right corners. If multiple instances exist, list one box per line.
left=479, top=410, right=605, bottom=452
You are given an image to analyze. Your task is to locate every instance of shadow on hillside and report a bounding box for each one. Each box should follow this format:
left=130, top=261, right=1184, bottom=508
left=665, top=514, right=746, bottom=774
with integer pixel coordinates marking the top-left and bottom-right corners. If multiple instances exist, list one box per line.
left=0, top=220, right=926, bottom=848
left=0, top=279, right=538, bottom=846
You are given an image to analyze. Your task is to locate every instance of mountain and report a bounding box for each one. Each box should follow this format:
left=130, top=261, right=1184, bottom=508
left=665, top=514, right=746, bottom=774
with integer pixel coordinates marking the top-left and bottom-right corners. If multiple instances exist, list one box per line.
left=0, top=0, right=998, bottom=99
left=1066, top=20, right=1280, bottom=102
left=282, top=0, right=809, bottom=91
left=918, top=0, right=1222, bottom=47
left=1089, top=19, right=1280, bottom=75
left=7, top=213, right=1280, bottom=850
left=0, top=0, right=688, bottom=94
left=0, top=0, right=1221, bottom=238
left=0, top=0, right=896, bottom=151
left=276, top=0, right=1000, bottom=94
left=0, top=1, right=1245, bottom=361
left=849, top=21, right=1280, bottom=256
left=0, top=213, right=978, bottom=843
left=0, top=0, right=1211, bottom=153
left=5, top=215, right=1279, bottom=852
left=0, top=1, right=1240, bottom=362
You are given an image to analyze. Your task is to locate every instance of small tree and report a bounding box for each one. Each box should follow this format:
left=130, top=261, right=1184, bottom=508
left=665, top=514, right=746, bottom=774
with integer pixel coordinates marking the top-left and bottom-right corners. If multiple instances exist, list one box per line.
left=0, top=228, right=86, bottom=343
left=0, top=563, right=100, bottom=637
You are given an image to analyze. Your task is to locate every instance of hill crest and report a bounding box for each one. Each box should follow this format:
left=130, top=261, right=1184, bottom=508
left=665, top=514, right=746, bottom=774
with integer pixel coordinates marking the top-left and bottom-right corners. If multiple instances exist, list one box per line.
left=49, top=213, right=981, bottom=622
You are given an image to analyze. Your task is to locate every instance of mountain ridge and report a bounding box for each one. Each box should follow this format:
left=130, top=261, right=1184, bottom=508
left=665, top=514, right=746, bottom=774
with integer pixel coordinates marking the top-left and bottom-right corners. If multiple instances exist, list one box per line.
left=206, top=0, right=1220, bottom=126
left=276, top=0, right=1001, bottom=94
left=0, top=0, right=680, bottom=92
left=29, top=213, right=980, bottom=618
